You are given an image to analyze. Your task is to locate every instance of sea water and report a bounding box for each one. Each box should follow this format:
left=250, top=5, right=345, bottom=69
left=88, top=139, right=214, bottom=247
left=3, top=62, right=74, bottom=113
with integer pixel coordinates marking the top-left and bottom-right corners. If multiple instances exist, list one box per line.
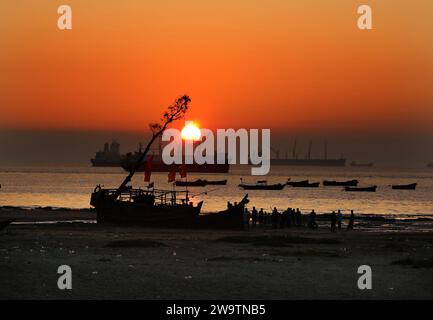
left=0, top=165, right=432, bottom=217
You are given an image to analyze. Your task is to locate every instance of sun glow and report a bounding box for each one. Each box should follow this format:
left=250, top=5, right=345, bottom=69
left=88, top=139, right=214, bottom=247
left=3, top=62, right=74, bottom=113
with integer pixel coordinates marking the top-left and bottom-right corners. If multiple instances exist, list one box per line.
left=181, top=121, right=201, bottom=141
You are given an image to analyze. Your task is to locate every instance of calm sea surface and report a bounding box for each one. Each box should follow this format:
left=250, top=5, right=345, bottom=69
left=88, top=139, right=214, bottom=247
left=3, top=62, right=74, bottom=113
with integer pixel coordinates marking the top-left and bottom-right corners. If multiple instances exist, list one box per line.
left=0, top=165, right=432, bottom=217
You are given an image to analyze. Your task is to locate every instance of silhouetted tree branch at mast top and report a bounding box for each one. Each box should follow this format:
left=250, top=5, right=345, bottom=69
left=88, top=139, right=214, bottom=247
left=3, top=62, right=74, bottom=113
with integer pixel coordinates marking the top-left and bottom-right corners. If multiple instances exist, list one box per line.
left=114, top=95, right=191, bottom=198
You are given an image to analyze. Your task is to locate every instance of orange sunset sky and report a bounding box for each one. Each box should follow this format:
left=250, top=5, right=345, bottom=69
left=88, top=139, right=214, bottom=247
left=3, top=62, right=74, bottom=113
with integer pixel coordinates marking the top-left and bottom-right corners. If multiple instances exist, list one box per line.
left=1, top=0, right=433, bottom=133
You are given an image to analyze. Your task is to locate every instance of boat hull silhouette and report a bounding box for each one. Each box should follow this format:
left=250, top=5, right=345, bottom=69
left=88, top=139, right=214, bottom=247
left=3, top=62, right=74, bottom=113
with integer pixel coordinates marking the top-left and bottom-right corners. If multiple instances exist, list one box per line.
left=175, top=179, right=228, bottom=187
left=345, top=186, right=377, bottom=192
left=176, top=180, right=207, bottom=187
left=238, top=183, right=286, bottom=190
left=323, top=179, right=359, bottom=187
left=121, top=159, right=229, bottom=173
left=287, top=180, right=320, bottom=188
left=199, top=194, right=249, bottom=230
left=392, top=183, right=417, bottom=190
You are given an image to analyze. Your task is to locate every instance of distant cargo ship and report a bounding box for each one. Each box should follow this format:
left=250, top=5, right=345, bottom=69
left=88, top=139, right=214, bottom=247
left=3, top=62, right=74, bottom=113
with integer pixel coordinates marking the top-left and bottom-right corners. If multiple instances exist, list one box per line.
left=120, top=143, right=230, bottom=173
left=270, top=140, right=346, bottom=167
left=351, top=161, right=374, bottom=167
left=91, top=141, right=122, bottom=167
left=271, top=158, right=346, bottom=167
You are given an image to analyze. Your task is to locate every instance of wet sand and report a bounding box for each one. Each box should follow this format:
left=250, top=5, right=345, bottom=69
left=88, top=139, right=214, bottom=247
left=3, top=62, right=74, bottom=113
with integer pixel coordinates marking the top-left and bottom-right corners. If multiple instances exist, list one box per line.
left=1, top=208, right=433, bottom=299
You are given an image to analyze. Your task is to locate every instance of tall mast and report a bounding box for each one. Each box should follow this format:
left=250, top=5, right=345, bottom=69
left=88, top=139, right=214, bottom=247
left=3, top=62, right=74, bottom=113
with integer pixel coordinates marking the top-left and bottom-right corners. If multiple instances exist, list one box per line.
left=307, top=140, right=312, bottom=160
left=292, top=139, right=297, bottom=159
left=113, top=95, right=190, bottom=199
left=324, top=140, right=328, bottom=160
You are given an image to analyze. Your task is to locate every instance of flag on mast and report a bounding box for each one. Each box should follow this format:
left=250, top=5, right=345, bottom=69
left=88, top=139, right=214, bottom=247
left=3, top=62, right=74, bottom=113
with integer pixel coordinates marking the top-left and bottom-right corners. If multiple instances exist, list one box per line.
left=179, top=165, right=187, bottom=178
left=144, top=155, right=153, bottom=182
left=168, top=168, right=176, bottom=183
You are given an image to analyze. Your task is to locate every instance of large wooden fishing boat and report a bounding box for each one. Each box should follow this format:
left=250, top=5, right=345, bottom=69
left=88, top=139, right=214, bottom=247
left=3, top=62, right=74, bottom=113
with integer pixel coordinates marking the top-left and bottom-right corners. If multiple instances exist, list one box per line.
left=91, top=187, right=203, bottom=227
left=90, top=186, right=248, bottom=229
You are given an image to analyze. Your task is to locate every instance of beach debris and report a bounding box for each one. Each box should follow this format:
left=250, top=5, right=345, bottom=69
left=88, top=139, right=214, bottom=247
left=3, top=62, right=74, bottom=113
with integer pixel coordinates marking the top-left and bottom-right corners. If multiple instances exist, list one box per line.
left=69, top=250, right=75, bottom=254
left=184, top=275, right=192, bottom=280
left=92, top=271, right=98, bottom=275
left=173, top=251, right=177, bottom=256
left=128, top=264, right=135, bottom=268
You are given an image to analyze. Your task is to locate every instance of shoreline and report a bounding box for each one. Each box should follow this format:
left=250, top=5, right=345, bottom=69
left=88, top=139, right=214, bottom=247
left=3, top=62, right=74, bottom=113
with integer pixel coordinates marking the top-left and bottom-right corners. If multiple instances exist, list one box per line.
left=1, top=205, right=433, bottom=225
left=1, top=223, right=433, bottom=299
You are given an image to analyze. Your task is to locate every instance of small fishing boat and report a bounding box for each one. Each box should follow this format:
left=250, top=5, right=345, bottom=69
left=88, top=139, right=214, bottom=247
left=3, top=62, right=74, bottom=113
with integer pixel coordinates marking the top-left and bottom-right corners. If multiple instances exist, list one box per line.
left=238, top=182, right=286, bottom=190
left=203, top=179, right=227, bottom=186
left=323, top=179, right=359, bottom=187
left=175, top=179, right=207, bottom=187
left=175, top=179, right=228, bottom=187
left=287, top=179, right=308, bottom=186
left=287, top=180, right=320, bottom=188
left=392, top=183, right=417, bottom=190
left=345, top=186, right=377, bottom=192
left=199, top=194, right=249, bottom=230
left=0, top=219, right=14, bottom=231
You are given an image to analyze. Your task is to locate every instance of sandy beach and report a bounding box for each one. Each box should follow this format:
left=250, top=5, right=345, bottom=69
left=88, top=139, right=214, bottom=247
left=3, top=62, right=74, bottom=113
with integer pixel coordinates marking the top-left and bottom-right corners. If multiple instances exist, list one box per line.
left=1, top=208, right=433, bottom=300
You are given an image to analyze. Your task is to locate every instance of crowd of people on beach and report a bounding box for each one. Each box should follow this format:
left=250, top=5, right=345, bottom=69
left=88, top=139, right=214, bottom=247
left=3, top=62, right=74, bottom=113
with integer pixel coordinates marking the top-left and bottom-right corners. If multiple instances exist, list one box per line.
left=242, top=205, right=355, bottom=231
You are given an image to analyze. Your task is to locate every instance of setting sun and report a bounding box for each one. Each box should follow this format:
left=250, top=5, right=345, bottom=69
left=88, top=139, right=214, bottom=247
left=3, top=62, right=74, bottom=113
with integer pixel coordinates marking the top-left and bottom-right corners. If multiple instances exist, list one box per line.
left=181, top=121, right=201, bottom=141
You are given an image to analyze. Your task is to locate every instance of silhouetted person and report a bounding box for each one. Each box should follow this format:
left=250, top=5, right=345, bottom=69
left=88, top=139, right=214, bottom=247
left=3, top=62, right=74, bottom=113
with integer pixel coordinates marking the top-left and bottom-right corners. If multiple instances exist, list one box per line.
left=258, top=208, right=264, bottom=224
left=308, top=209, right=318, bottom=229
left=227, top=201, right=233, bottom=209
left=244, top=208, right=250, bottom=229
left=265, top=211, right=270, bottom=225
left=286, top=208, right=292, bottom=228
left=337, top=210, right=343, bottom=230
left=272, top=207, right=279, bottom=228
left=330, top=211, right=337, bottom=232
left=347, top=210, right=355, bottom=230
left=290, top=208, right=296, bottom=226
left=296, top=208, right=302, bottom=227
left=251, top=207, right=258, bottom=226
